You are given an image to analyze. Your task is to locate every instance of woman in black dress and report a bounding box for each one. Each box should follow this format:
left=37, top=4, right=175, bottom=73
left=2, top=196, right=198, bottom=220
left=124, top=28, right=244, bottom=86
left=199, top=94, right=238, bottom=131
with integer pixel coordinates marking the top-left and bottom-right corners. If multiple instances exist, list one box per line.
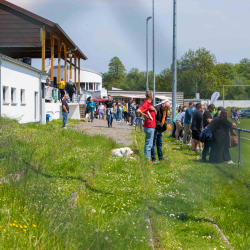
left=209, top=109, right=236, bottom=164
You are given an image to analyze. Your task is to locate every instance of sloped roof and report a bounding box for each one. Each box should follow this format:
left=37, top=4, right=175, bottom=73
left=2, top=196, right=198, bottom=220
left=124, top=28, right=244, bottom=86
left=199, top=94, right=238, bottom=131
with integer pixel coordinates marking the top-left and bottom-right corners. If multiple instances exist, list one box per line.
left=0, top=0, right=87, bottom=60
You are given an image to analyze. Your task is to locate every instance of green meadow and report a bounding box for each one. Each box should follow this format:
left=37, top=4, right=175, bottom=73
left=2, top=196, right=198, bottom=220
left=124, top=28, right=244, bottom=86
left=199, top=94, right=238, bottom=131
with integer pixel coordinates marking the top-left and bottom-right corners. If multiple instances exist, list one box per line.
left=0, top=116, right=249, bottom=249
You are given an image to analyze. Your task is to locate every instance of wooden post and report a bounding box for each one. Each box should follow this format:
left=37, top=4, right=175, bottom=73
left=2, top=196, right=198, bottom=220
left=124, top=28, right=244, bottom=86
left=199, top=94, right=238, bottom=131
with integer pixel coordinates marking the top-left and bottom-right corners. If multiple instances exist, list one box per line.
left=64, top=44, right=67, bottom=83
left=70, top=57, right=72, bottom=79
left=74, top=54, right=77, bottom=87
left=58, top=40, right=61, bottom=82
left=50, top=33, right=54, bottom=85
left=78, top=57, right=80, bottom=94
left=42, top=25, right=46, bottom=71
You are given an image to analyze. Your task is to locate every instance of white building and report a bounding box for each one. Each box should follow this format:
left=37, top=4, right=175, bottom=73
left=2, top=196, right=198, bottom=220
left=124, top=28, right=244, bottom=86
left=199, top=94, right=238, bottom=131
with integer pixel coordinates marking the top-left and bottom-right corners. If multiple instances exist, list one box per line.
left=0, top=54, right=47, bottom=124
left=47, top=66, right=107, bottom=99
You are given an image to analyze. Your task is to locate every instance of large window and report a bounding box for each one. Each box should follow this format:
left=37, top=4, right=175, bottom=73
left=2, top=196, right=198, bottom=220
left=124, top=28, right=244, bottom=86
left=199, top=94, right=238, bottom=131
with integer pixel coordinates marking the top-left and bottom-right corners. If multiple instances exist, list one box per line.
left=96, top=83, right=98, bottom=90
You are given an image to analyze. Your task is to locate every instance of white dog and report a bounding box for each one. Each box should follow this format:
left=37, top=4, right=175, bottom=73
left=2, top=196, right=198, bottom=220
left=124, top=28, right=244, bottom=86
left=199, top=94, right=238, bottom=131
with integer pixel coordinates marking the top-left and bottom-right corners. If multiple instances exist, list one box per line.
left=110, top=147, right=134, bottom=157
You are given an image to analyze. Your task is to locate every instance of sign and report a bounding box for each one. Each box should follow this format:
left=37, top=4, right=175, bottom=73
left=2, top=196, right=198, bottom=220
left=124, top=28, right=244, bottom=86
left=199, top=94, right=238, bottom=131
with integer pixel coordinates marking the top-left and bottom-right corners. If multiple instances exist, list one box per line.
left=210, top=92, right=220, bottom=104
left=195, top=93, right=200, bottom=99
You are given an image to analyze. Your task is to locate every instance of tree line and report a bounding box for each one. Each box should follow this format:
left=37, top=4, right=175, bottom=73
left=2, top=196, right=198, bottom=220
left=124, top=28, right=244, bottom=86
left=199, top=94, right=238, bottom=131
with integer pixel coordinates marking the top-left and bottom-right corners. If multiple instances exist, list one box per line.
left=102, top=48, right=250, bottom=100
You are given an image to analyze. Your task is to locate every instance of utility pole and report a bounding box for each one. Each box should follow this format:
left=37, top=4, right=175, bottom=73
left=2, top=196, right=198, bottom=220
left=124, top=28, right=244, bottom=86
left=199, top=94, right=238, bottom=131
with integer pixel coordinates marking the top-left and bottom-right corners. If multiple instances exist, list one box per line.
left=152, top=0, right=155, bottom=106
left=172, top=0, right=177, bottom=121
left=146, top=16, right=152, bottom=91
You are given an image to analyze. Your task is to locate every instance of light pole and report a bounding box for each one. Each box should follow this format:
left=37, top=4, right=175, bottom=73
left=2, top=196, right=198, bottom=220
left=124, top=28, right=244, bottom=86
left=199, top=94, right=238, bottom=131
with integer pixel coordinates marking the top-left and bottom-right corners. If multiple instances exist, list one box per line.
left=146, top=16, right=152, bottom=91
left=152, top=0, right=155, bottom=106
left=172, top=0, right=177, bottom=121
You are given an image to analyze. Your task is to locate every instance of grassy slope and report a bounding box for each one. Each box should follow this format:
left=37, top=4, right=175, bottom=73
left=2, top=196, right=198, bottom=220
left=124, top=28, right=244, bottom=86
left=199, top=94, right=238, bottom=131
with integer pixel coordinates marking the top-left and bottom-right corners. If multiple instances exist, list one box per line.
left=135, top=118, right=250, bottom=249
left=0, top=116, right=249, bottom=249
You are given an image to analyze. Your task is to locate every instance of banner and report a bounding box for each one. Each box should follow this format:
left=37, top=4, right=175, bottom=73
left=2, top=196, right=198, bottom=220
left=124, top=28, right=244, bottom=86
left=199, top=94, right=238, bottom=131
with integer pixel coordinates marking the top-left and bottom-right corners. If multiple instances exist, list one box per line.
left=210, top=92, right=220, bottom=104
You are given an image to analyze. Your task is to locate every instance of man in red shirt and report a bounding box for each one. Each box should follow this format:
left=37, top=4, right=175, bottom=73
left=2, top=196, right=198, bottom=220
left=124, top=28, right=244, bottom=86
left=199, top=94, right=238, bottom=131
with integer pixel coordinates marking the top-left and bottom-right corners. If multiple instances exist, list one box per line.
left=137, top=90, right=157, bottom=163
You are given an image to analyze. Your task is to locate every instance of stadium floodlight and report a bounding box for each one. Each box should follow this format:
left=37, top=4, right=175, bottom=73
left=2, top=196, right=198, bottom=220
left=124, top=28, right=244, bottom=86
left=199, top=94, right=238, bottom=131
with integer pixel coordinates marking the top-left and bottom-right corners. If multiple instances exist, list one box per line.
left=146, top=16, right=152, bottom=91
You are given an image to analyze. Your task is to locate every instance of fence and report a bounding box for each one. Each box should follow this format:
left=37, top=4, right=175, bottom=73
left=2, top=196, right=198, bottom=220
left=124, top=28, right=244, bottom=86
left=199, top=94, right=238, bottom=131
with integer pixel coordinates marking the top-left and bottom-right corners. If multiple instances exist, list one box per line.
left=232, top=127, right=250, bottom=168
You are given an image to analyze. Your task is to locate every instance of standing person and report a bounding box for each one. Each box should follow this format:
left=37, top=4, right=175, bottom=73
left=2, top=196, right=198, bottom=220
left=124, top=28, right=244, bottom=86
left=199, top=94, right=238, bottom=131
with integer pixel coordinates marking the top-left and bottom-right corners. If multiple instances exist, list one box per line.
left=202, top=104, right=215, bottom=161
left=116, top=104, right=122, bottom=122
left=87, top=97, right=95, bottom=122
left=123, top=103, right=128, bottom=123
left=98, top=102, right=105, bottom=120
left=136, top=90, right=157, bottom=163
left=105, top=95, right=116, bottom=128
left=178, top=105, right=182, bottom=113
left=65, top=79, right=76, bottom=102
left=130, top=101, right=137, bottom=126
left=210, top=110, right=236, bottom=164
left=127, top=98, right=133, bottom=124
left=58, top=78, right=65, bottom=102
left=45, top=77, right=51, bottom=86
left=151, top=100, right=171, bottom=161
left=183, top=102, right=193, bottom=145
left=175, top=109, right=186, bottom=140
left=191, top=104, right=204, bottom=151
left=62, top=94, right=69, bottom=129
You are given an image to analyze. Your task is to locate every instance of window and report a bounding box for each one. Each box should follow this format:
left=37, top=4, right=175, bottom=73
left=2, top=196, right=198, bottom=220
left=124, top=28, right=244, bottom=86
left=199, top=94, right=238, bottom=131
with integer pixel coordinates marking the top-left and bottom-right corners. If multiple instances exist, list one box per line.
left=11, top=87, right=17, bottom=104
left=3, top=86, right=9, bottom=104
left=96, top=84, right=98, bottom=91
left=21, top=89, right=25, bottom=105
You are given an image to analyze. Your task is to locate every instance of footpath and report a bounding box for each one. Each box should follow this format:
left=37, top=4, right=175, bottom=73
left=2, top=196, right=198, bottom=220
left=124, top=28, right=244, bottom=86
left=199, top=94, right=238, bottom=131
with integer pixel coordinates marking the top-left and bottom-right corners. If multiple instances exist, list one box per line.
left=74, top=119, right=134, bottom=146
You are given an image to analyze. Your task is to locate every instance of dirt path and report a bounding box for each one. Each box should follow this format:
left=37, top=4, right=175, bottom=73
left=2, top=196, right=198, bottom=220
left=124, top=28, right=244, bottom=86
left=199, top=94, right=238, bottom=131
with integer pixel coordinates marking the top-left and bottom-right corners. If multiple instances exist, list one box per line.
left=74, top=119, right=135, bottom=146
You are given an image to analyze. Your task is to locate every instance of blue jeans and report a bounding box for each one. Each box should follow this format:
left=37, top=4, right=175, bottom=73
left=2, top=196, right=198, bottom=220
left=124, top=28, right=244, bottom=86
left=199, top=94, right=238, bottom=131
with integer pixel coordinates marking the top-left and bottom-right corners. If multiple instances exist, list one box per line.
left=151, top=130, right=163, bottom=160
left=144, top=127, right=155, bottom=160
left=62, top=111, right=68, bottom=127
left=107, top=113, right=114, bottom=127
left=202, top=141, right=211, bottom=161
left=116, top=113, right=121, bottom=121
left=99, top=112, right=104, bottom=120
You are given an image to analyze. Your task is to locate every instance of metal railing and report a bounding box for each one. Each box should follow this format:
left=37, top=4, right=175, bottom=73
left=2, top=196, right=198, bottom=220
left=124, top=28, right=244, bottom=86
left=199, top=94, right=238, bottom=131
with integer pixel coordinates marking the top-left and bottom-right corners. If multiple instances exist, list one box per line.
left=232, top=127, right=250, bottom=168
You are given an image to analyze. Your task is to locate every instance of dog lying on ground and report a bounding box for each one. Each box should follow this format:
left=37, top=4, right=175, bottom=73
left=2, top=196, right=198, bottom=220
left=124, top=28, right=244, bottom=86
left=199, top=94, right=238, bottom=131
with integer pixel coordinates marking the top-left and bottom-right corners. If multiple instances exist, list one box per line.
left=110, top=147, right=134, bottom=157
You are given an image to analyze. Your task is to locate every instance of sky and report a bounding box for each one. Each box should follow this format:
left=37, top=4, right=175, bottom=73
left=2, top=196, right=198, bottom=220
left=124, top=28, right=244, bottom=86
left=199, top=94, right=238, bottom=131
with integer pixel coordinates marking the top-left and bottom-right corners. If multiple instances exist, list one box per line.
left=8, top=0, right=250, bottom=74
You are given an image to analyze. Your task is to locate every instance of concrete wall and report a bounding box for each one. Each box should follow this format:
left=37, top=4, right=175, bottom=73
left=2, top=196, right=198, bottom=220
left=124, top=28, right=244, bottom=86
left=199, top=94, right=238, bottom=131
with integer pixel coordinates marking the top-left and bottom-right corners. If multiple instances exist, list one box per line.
left=1, top=58, right=46, bottom=124
left=201, top=100, right=250, bottom=108
left=44, top=102, right=80, bottom=123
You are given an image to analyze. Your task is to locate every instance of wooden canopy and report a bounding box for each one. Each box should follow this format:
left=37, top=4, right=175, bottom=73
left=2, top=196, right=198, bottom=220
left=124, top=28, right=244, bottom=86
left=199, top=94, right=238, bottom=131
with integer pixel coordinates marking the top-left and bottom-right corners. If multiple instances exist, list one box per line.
left=0, top=0, right=87, bottom=89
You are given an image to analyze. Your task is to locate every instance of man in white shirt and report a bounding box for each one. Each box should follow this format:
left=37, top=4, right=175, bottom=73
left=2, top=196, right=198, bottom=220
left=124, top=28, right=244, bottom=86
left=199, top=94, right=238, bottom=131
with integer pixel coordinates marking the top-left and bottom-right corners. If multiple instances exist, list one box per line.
left=98, top=102, right=105, bottom=120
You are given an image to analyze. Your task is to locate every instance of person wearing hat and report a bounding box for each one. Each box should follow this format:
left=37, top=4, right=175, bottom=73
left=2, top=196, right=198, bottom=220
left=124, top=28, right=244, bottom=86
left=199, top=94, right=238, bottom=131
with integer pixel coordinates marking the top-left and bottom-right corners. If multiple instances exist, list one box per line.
left=65, top=79, right=76, bottom=103
left=151, top=100, right=171, bottom=161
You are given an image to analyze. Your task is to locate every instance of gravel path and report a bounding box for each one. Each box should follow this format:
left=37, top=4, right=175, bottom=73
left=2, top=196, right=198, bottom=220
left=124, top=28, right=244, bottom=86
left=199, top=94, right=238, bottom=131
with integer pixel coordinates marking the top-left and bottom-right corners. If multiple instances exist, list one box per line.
left=74, top=119, right=135, bottom=146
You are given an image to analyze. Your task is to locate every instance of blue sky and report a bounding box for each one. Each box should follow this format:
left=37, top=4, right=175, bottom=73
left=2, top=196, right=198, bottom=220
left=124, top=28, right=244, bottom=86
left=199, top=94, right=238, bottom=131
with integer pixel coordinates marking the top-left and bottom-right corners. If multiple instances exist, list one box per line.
left=9, top=0, right=250, bottom=74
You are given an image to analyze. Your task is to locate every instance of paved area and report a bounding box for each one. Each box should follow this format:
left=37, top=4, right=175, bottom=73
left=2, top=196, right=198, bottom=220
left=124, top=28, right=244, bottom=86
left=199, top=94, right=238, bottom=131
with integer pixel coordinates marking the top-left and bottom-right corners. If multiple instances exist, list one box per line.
left=74, top=119, right=135, bottom=146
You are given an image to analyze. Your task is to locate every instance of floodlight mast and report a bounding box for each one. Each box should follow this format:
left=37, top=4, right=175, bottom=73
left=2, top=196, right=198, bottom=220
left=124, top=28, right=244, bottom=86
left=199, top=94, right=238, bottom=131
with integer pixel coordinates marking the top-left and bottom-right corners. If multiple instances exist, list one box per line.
left=146, top=16, right=152, bottom=91
left=172, top=0, right=177, bottom=122
left=152, top=0, right=155, bottom=106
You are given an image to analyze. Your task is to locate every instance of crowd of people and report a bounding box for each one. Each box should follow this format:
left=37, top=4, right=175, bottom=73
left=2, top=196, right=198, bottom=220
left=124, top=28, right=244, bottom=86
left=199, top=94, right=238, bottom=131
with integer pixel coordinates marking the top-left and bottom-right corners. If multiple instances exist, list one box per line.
left=172, top=102, right=237, bottom=164
left=85, top=96, right=141, bottom=128
left=136, top=90, right=237, bottom=165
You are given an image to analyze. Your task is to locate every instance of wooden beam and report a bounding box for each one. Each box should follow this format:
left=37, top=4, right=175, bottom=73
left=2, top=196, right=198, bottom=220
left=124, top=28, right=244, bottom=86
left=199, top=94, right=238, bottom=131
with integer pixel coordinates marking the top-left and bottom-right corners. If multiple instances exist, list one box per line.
left=74, top=54, right=77, bottom=87
left=50, top=33, right=54, bottom=84
left=78, top=57, right=80, bottom=93
left=58, top=39, right=61, bottom=82
left=70, top=57, right=72, bottom=79
left=42, top=25, right=46, bottom=71
left=64, top=44, right=67, bottom=83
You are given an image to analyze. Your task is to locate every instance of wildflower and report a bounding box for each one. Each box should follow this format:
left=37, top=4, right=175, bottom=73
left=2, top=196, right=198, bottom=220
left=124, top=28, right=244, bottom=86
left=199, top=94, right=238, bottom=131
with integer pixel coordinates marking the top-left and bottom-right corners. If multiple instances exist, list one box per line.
left=16, top=225, right=18, bottom=228
left=14, top=220, right=17, bottom=223
left=0, top=226, right=2, bottom=229
left=101, top=210, right=105, bottom=214
left=105, top=237, right=108, bottom=240
left=32, top=224, right=37, bottom=228
left=91, top=209, right=96, bottom=213
left=23, top=229, right=26, bottom=233
left=9, top=223, right=12, bottom=227
left=3, top=229, right=7, bottom=232
left=12, top=223, right=16, bottom=226
left=24, top=226, right=27, bottom=228
left=19, top=225, right=23, bottom=228
left=14, top=200, right=16, bottom=202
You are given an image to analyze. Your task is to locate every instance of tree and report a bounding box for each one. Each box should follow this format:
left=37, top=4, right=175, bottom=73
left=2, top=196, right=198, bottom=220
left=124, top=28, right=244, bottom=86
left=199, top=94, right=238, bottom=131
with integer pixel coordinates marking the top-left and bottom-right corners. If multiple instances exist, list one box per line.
left=103, top=57, right=126, bottom=89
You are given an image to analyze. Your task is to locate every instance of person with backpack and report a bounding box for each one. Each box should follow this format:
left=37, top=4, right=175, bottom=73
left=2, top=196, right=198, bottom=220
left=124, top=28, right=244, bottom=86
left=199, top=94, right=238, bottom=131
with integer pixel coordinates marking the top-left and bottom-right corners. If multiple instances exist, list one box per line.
left=65, top=79, right=76, bottom=103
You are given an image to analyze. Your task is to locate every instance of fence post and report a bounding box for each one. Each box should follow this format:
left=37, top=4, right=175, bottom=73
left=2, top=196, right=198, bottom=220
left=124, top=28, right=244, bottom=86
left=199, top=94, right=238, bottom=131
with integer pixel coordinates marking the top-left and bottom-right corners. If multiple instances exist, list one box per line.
left=238, top=130, right=241, bottom=168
